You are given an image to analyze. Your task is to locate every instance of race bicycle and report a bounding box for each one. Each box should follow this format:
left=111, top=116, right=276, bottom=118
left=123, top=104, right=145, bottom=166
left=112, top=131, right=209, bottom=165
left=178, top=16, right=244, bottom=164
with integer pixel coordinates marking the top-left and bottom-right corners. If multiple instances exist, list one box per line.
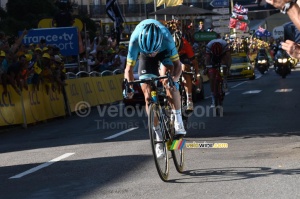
left=179, top=70, right=196, bottom=129
left=124, top=73, right=184, bottom=181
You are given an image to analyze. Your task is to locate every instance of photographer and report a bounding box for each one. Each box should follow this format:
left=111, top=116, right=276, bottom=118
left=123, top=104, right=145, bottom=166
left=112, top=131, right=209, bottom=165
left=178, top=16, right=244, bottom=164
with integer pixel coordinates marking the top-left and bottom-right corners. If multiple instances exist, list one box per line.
left=266, top=0, right=300, bottom=58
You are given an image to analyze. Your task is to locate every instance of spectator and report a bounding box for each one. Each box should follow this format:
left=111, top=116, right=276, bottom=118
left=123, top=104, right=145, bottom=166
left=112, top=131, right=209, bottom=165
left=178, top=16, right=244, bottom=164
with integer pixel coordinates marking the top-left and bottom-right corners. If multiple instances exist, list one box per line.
left=266, top=0, right=300, bottom=58
left=90, top=31, right=102, bottom=54
left=5, top=55, right=29, bottom=95
left=52, top=55, right=67, bottom=93
left=87, top=52, right=100, bottom=71
left=40, top=53, right=54, bottom=95
left=30, top=47, right=44, bottom=91
left=114, top=45, right=127, bottom=70
left=0, top=50, right=8, bottom=93
left=198, top=21, right=205, bottom=32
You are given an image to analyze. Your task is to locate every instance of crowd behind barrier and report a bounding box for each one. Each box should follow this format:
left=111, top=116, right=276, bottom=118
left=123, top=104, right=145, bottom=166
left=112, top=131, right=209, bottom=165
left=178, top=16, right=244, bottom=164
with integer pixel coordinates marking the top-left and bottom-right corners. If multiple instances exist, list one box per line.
left=0, top=69, right=124, bottom=127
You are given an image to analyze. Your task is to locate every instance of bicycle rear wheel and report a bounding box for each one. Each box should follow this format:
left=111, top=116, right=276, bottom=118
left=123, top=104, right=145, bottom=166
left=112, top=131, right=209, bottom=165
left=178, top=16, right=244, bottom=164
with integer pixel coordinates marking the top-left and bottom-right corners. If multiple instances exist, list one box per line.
left=214, top=80, right=224, bottom=116
left=170, top=120, right=184, bottom=173
left=148, top=103, right=169, bottom=181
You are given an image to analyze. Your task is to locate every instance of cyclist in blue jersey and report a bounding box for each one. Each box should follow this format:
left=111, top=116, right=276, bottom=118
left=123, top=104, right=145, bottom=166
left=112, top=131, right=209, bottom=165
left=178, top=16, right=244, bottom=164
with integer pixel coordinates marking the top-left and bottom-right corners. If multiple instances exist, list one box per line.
left=205, top=37, right=231, bottom=107
left=124, top=19, right=186, bottom=158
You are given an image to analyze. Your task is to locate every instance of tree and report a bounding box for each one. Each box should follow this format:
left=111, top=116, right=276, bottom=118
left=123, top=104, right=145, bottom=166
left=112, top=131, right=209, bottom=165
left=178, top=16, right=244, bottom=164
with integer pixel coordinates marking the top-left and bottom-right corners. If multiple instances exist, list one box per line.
left=6, top=0, right=57, bottom=20
left=1, top=0, right=57, bottom=35
left=1, top=0, right=97, bottom=38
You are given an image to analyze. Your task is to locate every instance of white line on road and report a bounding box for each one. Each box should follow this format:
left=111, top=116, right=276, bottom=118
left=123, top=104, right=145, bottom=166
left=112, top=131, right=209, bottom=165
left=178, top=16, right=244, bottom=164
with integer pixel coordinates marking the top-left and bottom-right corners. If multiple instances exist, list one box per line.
left=243, top=90, right=262, bottom=94
left=104, top=127, right=139, bottom=140
left=275, top=89, right=293, bottom=92
left=9, top=153, right=75, bottom=179
left=231, top=81, right=247, bottom=88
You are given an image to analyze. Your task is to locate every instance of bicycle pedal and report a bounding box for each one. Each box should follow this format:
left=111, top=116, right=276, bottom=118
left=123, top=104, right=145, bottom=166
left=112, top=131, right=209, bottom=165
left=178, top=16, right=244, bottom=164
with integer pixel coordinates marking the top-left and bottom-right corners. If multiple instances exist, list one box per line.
left=166, top=140, right=172, bottom=151
left=185, top=109, right=193, bottom=114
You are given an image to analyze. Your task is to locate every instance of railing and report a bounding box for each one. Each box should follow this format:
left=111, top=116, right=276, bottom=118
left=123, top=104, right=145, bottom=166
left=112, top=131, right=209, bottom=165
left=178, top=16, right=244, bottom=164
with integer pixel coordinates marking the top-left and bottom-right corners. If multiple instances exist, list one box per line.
left=66, top=72, right=77, bottom=79
left=101, top=70, right=114, bottom=76
left=67, top=70, right=124, bottom=79
left=76, top=71, right=90, bottom=78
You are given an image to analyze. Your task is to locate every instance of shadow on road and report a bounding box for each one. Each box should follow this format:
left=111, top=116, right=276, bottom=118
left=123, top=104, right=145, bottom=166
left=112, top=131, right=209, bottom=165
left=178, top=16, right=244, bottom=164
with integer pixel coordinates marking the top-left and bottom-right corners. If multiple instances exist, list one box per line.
left=1, top=155, right=153, bottom=198
left=168, top=166, right=300, bottom=183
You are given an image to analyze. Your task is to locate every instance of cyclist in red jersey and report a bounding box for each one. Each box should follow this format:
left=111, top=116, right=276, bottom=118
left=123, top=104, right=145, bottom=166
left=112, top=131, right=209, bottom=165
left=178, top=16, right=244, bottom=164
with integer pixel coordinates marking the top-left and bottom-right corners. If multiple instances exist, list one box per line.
left=173, top=32, right=199, bottom=111
left=205, top=36, right=231, bottom=107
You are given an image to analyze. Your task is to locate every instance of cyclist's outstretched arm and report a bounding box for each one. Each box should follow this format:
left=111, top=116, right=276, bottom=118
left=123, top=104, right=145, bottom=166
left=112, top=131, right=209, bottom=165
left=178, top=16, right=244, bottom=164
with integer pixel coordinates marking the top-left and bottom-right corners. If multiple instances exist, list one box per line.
left=124, top=63, right=134, bottom=83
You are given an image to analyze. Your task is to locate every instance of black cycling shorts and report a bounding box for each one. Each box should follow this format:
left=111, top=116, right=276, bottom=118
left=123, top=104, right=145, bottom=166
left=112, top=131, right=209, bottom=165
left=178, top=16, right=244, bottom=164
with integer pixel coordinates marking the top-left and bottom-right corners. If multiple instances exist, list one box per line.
left=138, top=49, right=171, bottom=77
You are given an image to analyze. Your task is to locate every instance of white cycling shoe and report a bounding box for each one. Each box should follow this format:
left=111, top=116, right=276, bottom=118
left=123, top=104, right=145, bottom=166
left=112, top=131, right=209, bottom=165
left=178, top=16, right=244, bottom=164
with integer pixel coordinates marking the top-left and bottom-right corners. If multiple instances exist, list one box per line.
left=155, top=144, right=165, bottom=159
left=186, top=101, right=194, bottom=111
left=174, top=121, right=186, bottom=136
left=223, top=83, right=228, bottom=92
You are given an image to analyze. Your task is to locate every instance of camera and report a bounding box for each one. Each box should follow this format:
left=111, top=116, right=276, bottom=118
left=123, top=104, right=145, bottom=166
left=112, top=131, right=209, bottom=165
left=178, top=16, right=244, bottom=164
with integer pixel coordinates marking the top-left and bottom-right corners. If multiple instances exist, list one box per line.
left=283, top=22, right=295, bottom=41
left=283, top=22, right=300, bottom=43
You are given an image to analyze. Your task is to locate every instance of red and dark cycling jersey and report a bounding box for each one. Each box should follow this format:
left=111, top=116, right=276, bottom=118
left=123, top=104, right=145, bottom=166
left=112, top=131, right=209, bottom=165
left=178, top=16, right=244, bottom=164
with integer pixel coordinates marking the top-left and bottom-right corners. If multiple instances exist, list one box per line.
left=178, top=37, right=195, bottom=64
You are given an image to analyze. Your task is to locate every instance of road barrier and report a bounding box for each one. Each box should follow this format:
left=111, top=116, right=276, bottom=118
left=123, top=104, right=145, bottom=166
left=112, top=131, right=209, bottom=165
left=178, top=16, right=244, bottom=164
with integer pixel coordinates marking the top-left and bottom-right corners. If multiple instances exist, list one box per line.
left=0, top=70, right=124, bottom=127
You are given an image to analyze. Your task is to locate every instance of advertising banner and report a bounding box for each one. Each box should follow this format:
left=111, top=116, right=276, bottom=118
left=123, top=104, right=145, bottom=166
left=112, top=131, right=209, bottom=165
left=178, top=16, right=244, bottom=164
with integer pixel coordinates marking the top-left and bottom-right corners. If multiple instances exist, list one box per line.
left=42, top=89, right=66, bottom=119
left=112, top=74, right=123, bottom=101
left=65, top=79, right=84, bottom=112
left=21, top=27, right=79, bottom=56
left=77, top=77, right=99, bottom=107
left=91, top=77, right=111, bottom=105
left=22, top=85, right=47, bottom=124
left=101, top=76, right=120, bottom=102
left=0, top=86, right=24, bottom=126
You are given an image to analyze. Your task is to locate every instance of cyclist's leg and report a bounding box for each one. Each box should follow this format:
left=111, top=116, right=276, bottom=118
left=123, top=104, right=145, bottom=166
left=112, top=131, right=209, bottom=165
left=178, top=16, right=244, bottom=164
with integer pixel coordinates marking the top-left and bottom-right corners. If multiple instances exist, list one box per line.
left=208, top=68, right=217, bottom=107
left=221, top=51, right=231, bottom=92
left=182, top=63, right=193, bottom=110
left=160, top=59, right=186, bottom=136
left=139, top=54, right=163, bottom=142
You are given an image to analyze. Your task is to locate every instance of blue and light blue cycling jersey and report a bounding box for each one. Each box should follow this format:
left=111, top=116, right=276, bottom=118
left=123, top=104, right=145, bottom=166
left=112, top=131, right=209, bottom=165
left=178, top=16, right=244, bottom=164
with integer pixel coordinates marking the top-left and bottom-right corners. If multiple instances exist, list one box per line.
left=126, top=19, right=179, bottom=67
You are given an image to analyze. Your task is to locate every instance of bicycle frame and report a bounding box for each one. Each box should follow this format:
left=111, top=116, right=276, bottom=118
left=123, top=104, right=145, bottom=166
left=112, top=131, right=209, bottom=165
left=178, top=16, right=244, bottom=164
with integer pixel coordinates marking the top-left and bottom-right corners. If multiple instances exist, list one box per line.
left=179, top=71, right=195, bottom=128
left=124, top=73, right=185, bottom=181
left=208, top=65, right=225, bottom=107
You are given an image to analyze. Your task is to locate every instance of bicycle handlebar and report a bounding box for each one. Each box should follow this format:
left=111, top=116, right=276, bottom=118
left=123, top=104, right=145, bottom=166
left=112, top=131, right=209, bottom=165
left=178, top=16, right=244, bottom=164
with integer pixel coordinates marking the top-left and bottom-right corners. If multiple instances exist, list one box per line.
left=124, top=73, right=175, bottom=96
left=182, top=71, right=194, bottom=75
left=206, top=64, right=227, bottom=68
left=182, top=71, right=197, bottom=82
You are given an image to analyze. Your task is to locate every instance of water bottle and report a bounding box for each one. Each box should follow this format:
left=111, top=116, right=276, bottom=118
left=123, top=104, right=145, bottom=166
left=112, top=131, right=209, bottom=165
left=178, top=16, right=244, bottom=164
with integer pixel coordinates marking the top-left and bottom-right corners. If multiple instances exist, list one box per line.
left=151, top=91, right=157, bottom=103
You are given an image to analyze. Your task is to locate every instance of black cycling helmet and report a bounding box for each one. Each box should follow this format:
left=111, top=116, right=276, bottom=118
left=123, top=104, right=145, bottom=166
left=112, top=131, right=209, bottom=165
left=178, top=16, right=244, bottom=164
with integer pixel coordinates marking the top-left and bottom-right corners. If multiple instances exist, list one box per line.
left=138, top=23, right=163, bottom=54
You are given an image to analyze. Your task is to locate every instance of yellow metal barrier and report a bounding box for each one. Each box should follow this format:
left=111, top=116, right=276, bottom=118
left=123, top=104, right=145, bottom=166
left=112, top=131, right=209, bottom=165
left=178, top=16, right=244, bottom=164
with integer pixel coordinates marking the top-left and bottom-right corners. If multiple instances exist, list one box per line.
left=64, top=74, right=124, bottom=113
left=0, top=86, right=24, bottom=126
left=0, top=73, right=123, bottom=127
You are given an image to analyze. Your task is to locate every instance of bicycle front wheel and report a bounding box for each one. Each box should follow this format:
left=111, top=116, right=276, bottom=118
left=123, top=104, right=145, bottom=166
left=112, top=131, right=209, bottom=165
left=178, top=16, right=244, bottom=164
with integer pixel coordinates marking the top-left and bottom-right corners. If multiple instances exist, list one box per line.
left=148, top=103, right=169, bottom=181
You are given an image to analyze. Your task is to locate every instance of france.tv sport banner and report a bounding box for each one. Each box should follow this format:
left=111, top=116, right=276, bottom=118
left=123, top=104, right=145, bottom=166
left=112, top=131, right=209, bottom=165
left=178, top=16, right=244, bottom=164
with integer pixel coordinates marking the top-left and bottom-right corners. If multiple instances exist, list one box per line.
left=21, top=27, right=79, bottom=56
